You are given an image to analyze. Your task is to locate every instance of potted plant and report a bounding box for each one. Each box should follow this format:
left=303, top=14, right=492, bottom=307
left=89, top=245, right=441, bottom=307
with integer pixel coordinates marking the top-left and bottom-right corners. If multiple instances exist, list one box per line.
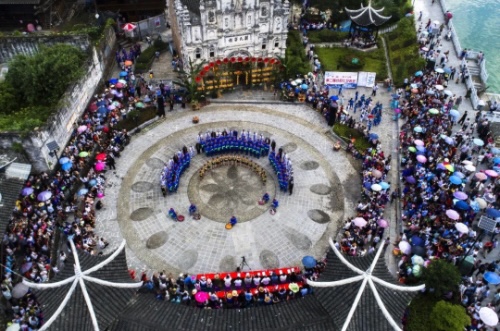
left=192, top=116, right=199, bottom=124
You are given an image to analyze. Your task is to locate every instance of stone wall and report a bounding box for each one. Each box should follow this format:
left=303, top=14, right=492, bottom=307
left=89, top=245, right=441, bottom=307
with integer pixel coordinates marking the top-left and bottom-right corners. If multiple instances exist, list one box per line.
left=0, top=28, right=117, bottom=172
left=0, top=35, right=90, bottom=63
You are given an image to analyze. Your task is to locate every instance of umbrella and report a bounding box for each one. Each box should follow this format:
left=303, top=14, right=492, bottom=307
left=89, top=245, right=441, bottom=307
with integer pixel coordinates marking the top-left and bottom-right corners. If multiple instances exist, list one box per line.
left=380, top=182, right=390, bottom=190
left=417, top=155, right=427, bottom=163
left=455, top=200, right=469, bottom=210
left=368, top=133, right=379, bottom=140
left=11, top=283, right=29, bottom=299
left=109, top=78, right=118, bottom=84
left=485, top=169, right=498, bottom=177
left=124, top=60, right=133, bottom=66
left=37, top=191, right=52, bottom=202
left=394, top=108, right=401, bottom=113
left=119, top=71, right=128, bottom=77
left=411, top=88, right=419, bottom=94
left=435, top=68, right=445, bottom=73
left=486, top=208, right=500, bottom=219
left=413, top=126, right=423, bottom=133
left=195, top=291, right=209, bottom=303
left=479, top=307, right=499, bottom=326
left=432, top=98, right=443, bottom=105
left=21, top=187, right=34, bottom=196
left=449, top=176, right=462, bottom=185
left=302, top=256, right=317, bottom=269
left=449, top=108, right=460, bottom=118
left=59, top=157, right=71, bottom=164
left=484, top=193, right=496, bottom=203
left=95, top=153, right=107, bottom=161
left=115, top=82, right=125, bottom=89
left=89, top=179, right=97, bottom=187
left=6, top=324, right=20, bottom=331
left=372, top=169, right=382, bottom=178
left=61, top=162, right=72, bottom=172
left=408, top=146, right=417, bottom=153
left=329, top=95, right=339, bottom=101
left=399, top=241, right=412, bottom=255
left=414, top=139, right=424, bottom=146
left=475, top=172, right=487, bottom=180
left=434, top=84, right=444, bottom=90
left=444, top=163, right=455, bottom=172
left=353, top=217, right=367, bottom=227
left=290, top=81, right=297, bottom=86
left=483, top=271, right=500, bottom=285
left=455, top=222, right=469, bottom=234
left=135, top=102, right=145, bottom=108
left=443, top=89, right=453, bottom=96
left=453, top=191, right=468, bottom=200
left=371, top=183, right=382, bottom=192
left=412, top=265, right=423, bottom=277
left=88, top=103, right=98, bottom=112
left=411, top=235, right=425, bottom=247
left=473, top=138, right=484, bottom=146
left=462, top=160, right=473, bottom=165
left=444, top=137, right=454, bottom=145
left=464, top=164, right=476, bottom=173
left=97, top=106, right=108, bottom=115
left=493, top=157, right=500, bottom=164
left=426, top=90, right=435, bottom=96
left=446, top=209, right=460, bottom=220
left=122, top=23, right=137, bottom=31
left=377, top=219, right=388, bottom=228
left=475, top=198, right=487, bottom=209
left=295, top=78, right=303, bottom=84
left=77, top=125, right=88, bottom=134
left=20, top=262, right=33, bottom=273
left=428, top=108, right=439, bottom=115
left=95, top=162, right=106, bottom=172
left=414, top=71, right=423, bottom=77
left=289, top=283, right=300, bottom=293
left=79, top=151, right=89, bottom=157
left=300, top=84, right=308, bottom=90
left=77, top=188, right=89, bottom=196
left=491, top=147, right=500, bottom=155
left=453, top=171, right=465, bottom=179
left=412, top=245, right=426, bottom=256
left=406, top=176, right=416, bottom=184
left=411, top=255, right=424, bottom=265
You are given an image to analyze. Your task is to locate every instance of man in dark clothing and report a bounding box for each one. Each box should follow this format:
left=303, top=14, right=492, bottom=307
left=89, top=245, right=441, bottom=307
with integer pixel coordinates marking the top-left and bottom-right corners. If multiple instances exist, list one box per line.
left=458, top=111, right=467, bottom=125
left=288, top=177, right=294, bottom=195
left=169, top=98, right=174, bottom=111
left=106, top=154, right=116, bottom=170
left=157, top=96, right=166, bottom=117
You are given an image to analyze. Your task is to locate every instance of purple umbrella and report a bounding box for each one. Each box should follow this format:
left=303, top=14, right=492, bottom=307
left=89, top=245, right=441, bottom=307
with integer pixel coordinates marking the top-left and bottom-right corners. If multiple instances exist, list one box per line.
left=453, top=191, right=468, bottom=200
left=37, top=191, right=52, bottom=202
left=406, top=176, right=416, bottom=184
left=21, top=187, right=34, bottom=196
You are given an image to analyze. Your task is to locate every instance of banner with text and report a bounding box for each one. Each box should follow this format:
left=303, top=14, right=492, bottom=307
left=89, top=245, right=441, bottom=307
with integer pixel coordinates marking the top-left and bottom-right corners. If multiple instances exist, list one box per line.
left=324, top=71, right=358, bottom=88
left=357, top=72, right=377, bottom=87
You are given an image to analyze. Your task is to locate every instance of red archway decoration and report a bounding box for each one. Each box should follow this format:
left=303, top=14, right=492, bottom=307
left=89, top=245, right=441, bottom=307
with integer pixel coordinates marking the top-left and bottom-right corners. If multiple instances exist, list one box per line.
left=237, top=57, right=243, bottom=62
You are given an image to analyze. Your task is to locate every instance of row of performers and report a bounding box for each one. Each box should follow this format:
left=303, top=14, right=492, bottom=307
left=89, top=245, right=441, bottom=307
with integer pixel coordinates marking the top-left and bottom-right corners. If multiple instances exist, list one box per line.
left=269, top=150, right=293, bottom=192
left=161, top=152, right=191, bottom=195
left=200, top=136, right=271, bottom=158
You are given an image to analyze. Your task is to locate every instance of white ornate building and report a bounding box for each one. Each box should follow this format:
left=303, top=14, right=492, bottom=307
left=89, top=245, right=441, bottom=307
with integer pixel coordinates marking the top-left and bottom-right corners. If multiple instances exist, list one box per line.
left=168, top=0, right=290, bottom=68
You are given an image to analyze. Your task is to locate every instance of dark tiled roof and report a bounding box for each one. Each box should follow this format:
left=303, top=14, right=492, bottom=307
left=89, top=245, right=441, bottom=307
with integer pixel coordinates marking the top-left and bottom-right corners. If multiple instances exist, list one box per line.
left=0, top=174, right=24, bottom=238
left=345, top=4, right=391, bottom=27
left=0, top=0, right=40, bottom=4
left=34, top=247, right=136, bottom=331
left=180, top=0, right=200, bottom=17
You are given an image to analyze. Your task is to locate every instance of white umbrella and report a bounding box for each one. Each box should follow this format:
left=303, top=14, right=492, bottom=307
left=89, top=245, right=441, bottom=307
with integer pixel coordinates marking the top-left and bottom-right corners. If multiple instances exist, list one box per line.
left=464, top=164, right=476, bottom=172
left=352, top=217, right=367, bottom=228
left=455, top=222, right=469, bottom=234
left=433, top=20, right=440, bottom=25
left=479, top=307, right=499, bottom=326
left=475, top=198, right=487, bottom=209
left=443, top=89, right=453, bottom=96
left=411, top=255, right=424, bottom=265
left=371, top=183, right=382, bottom=191
left=398, top=241, right=412, bottom=255
left=6, top=324, right=20, bottom=331
left=434, top=84, right=444, bottom=90
left=462, top=160, right=473, bottom=165
left=11, top=283, right=29, bottom=299
left=473, top=138, right=484, bottom=146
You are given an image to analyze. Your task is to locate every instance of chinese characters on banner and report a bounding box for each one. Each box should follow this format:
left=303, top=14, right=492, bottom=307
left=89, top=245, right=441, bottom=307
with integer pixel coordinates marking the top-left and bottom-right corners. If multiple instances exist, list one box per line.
left=357, top=72, right=377, bottom=87
left=324, top=72, right=358, bottom=88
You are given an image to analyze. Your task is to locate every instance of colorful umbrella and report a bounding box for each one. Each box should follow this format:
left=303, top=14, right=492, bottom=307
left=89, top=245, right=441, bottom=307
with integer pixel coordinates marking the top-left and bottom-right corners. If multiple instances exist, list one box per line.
left=77, top=125, right=88, bottom=134
left=37, top=191, right=52, bottom=202
left=398, top=241, right=412, bottom=255
left=414, top=139, right=424, bottom=146
left=302, top=256, right=317, bottom=269
left=417, top=155, right=427, bottom=163
left=95, top=153, right=107, bottom=161
left=485, top=169, right=498, bottom=177
left=377, top=219, right=388, bottom=228
left=21, top=187, right=34, bottom=196
left=453, top=191, right=468, bottom=200
left=194, top=291, right=209, bottom=303
left=353, top=217, right=367, bottom=227
left=446, top=209, right=460, bottom=220
left=95, top=162, right=106, bottom=172
left=122, top=23, right=137, bottom=31
left=455, top=222, right=468, bottom=234
left=444, top=164, right=454, bottom=172
left=79, top=151, right=89, bottom=158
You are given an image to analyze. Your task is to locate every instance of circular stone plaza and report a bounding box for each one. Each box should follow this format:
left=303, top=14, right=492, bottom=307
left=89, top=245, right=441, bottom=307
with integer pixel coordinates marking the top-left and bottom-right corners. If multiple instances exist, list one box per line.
left=96, top=102, right=360, bottom=275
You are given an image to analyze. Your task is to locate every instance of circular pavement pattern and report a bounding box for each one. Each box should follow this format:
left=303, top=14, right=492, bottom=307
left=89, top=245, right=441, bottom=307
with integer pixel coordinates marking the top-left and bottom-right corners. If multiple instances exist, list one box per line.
left=107, top=104, right=358, bottom=275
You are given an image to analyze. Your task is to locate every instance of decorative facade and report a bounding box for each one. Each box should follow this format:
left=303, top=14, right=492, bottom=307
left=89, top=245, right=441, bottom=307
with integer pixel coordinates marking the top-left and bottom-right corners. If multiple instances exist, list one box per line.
left=168, top=0, right=290, bottom=68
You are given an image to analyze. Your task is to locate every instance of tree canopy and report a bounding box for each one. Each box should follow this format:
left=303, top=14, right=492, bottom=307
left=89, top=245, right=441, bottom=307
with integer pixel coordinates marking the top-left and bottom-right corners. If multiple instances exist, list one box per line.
left=422, top=259, right=461, bottom=298
left=430, top=300, right=470, bottom=331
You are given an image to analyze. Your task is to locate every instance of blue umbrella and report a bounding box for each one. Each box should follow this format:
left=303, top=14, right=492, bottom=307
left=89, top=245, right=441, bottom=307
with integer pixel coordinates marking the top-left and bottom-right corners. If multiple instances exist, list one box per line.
left=59, top=157, right=71, bottom=165
left=302, top=256, right=317, bottom=269
left=89, top=179, right=97, bottom=187
left=363, top=181, right=372, bottom=189
left=416, top=145, right=426, bottom=152
left=368, top=133, right=379, bottom=140
left=300, top=83, right=308, bottom=90
left=109, top=78, right=118, bottom=84
left=391, top=94, right=400, bottom=99
left=415, top=71, right=423, bottom=77
left=61, top=162, right=72, bottom=172
left=96, top=100, right=106, bottom=106
left=119, top=71, right=128, bottom=77
left=97, top=106, right=108, bottom=114
left=77, top=188, right=89, bottom=196
left=411, top=235, right=425, bottom=247
left=443, top=67, right=452, bottom=74
left=37, top=191, right=52, bottom=202
left=455, top=200, right=469, bottom=210
left=380, top=182, right=390, bottom=190
left=414, top=126, right=423, bottom=133
left=486, top=208, right=500, bottom=219
left=483, top=271, right=500, bottom=285
left=491, top=147, right=500, bottom=155
left=493, top=157, right=500, bottom=164
left=449, top=176, right=462, bottom=185
left=329, top=95, right=339, bottom=101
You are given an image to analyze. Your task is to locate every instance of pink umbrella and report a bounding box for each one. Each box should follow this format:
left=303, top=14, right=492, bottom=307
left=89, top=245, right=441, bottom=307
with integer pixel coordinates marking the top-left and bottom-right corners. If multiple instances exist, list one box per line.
left=372, top=169, right=382, bottom=178
left=377, top=219, right=388, bottom=228
left=416, top=155, right=427, bottom=163
left=453, top=191, right=468, bottom=200
left=485, top=169, right=498, bottom=177
left=475, top=172, right=487, bottom=181
left=445, top=209, right=460, bottom=220
left=115, top=82, right=125, bottom=89
left=414, top=139, right=424, bottom=146
left=77, top=125, right=88, bottom=134
left=195, top=291, right=209, bottom=303
left=352, top=217, right=367, bottom=228
left=398, top=241, right=412, bottom=255
left=27, top=23, right=35, bottom=32
left=394, top=108, right=401, bottom=114
left=122, top=23, right=137, bottom=31
left=95, top=162, right=106, bottom=172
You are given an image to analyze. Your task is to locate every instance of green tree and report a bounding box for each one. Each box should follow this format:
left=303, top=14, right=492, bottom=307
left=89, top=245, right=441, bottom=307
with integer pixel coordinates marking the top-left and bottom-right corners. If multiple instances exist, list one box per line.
left=0, top=81, right=18, bottom=113
left=174, top=57, right=206, bottom=103
left=423, top=260, right=461, bottom=298
left=430, top=301, right=470, bottom=331
left=5, top=44, right=86, bottom=107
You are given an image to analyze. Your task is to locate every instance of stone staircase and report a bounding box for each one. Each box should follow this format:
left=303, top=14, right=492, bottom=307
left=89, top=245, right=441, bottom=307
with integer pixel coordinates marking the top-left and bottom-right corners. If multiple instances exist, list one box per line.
left=467, top=60, right=486, bottom=90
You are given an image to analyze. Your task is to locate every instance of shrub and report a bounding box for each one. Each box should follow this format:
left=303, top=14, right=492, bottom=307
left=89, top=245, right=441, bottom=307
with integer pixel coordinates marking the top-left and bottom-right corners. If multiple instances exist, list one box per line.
left=116, top=107, right=157, bottom=131
left=285, top=30, right=310, bottom=77
left=307, top=30, right=349, bottom=43
left=333, top=123, right=371, bottom=152
left=430, top=301, right=470, bottom=331
left=339, top=54, right=365, bottom=69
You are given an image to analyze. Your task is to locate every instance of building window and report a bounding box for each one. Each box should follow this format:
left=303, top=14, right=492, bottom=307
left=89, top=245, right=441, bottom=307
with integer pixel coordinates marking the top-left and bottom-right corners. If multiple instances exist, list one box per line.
left=262, top=40, right=266, bottom=50
left=274, top=41, right=279, bottom=48
left=195, top=48, right=202, bottom=59
left=209, top=47, right=215, bottom=57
